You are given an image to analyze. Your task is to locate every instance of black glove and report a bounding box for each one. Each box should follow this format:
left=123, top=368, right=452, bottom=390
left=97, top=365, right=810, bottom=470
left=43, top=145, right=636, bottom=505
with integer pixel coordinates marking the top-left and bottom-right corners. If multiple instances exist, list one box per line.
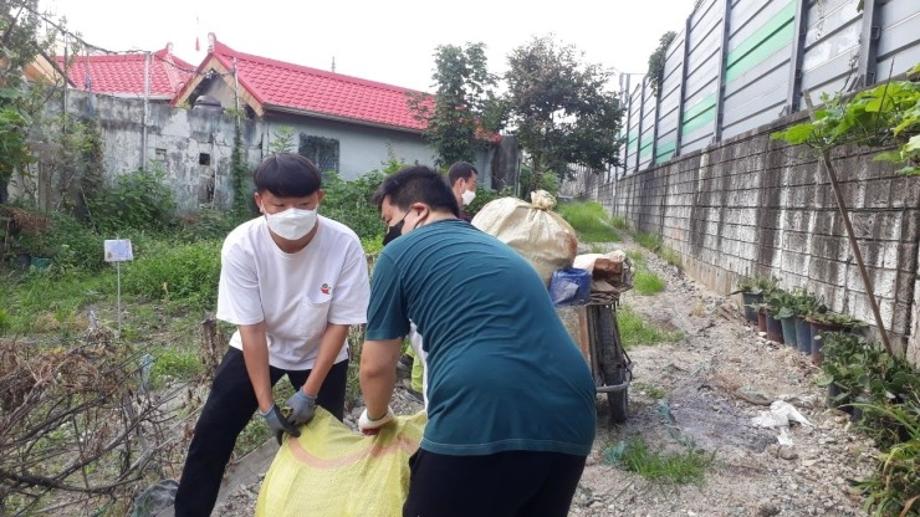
left=259, top=404, right=300, bottom=445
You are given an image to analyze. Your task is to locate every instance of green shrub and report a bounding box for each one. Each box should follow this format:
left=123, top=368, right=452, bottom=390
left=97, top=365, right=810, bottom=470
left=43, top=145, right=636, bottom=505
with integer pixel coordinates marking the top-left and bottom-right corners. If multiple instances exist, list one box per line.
left=557, top=202, right=620, bottom=243
left=87, top=168, right=177, bottom=234
left=177, top=209, right=247, bottom=242
left=322, top=170, right=386, bottom=241
left=14, top=212, right=106, bottom=271
left=124, top=240, right=221, bottom=307
left=633, top=270, right=665, bottom=295
left=466, top=186, right=513, bottom=218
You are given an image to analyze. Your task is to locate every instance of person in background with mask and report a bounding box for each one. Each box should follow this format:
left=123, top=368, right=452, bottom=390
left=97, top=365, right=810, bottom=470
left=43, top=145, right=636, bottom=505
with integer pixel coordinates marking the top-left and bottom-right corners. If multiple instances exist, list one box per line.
left=447, top=161, right=478, bottom=221
left=361, top=166, right=596, bottom=517
left=174, top=153, right=370, bottom=516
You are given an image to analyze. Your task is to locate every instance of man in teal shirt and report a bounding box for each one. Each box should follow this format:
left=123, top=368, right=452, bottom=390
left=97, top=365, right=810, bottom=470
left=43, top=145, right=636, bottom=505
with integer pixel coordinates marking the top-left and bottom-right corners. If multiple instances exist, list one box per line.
left=359, top=166, right=596, bottom=517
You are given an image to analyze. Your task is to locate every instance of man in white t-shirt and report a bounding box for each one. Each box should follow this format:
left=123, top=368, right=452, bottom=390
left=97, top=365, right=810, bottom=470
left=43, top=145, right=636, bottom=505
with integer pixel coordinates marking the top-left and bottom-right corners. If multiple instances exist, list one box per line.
left=174, top=153, right=370, bottom=516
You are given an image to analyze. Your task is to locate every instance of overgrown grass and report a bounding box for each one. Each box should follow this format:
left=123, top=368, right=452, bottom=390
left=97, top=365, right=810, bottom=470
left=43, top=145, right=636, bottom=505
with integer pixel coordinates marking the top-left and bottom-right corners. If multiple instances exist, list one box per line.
left=634, top=231, right=663, bottom=252
left=634, top=270, right=666, bottom=295
left=605, top=437, right=712, bottom=484
left=150, top=347, right=204, bottom=386
left=610, top=216, right=630, bottom=231
left=626, top=249, right=646, bottom=268
left=659, top=247, right=683, bottom=269
left=123, top=240, right=221, bottom=308
left=0, top=270, right=112, bottom=335
left=618, top=305, right=683, bottom=348
left=557, top=202, right=620, bottom=243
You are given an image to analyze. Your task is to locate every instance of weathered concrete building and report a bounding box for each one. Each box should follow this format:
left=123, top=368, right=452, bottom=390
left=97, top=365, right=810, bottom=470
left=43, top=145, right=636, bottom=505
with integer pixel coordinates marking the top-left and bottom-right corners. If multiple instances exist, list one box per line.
left=28, top=35, right=501, bottom=211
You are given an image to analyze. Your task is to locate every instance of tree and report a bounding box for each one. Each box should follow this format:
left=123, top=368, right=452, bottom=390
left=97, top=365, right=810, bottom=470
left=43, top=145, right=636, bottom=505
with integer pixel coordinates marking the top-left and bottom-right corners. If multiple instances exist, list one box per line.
left=504, top=36, right=624, bottom=193
left=0, top=0, right=47, bottom=203
left=410, top=42, right=504, bottom=167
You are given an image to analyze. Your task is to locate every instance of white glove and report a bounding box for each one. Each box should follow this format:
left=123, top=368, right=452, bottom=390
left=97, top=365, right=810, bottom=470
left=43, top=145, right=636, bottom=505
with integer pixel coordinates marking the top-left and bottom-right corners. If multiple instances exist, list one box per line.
left=358, top=407, right=395, bottom=435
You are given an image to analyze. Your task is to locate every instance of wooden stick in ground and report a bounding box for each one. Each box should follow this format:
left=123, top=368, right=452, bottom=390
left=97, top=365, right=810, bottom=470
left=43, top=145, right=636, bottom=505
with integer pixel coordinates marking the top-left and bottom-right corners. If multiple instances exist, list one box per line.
left=803, top=89, right=893, bottom=356
left=818, top=149, right=894, bottom=356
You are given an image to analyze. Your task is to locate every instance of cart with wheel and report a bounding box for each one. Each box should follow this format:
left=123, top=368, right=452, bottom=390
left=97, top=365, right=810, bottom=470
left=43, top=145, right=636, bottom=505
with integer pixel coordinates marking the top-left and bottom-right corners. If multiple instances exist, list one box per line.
left=574, top=262, right=633, bottom=424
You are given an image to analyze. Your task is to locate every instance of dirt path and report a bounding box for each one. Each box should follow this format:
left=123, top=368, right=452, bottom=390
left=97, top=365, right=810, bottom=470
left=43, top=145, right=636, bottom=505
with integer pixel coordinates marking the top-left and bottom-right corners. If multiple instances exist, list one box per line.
left=573, top=239, right=878, bottom=516
left=214, top=238, right=879, bottom=517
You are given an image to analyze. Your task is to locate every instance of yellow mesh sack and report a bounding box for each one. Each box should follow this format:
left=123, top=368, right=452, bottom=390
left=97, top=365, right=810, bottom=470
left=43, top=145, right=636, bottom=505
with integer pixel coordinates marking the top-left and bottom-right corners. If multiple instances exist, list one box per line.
left=255, top=408, right=427, bottom=517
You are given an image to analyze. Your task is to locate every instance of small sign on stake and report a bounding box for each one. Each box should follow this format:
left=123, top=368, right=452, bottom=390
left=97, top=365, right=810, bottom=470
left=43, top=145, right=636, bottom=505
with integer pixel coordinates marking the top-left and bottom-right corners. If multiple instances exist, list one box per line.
left=104, top=239, right=133, bottom=334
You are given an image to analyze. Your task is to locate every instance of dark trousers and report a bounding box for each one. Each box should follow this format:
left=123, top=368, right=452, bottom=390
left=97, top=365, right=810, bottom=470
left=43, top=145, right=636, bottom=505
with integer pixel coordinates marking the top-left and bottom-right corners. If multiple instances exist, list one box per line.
left=403, top=449, right=586, bottom=517
left=174, top=348, right=347, bottom=516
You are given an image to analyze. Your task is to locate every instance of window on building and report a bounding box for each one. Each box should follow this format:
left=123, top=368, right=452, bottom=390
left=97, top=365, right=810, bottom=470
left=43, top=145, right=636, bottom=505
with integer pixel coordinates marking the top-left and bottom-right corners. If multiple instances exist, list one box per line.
left=199, top=152, right=211, bottom=166
left=299, top=134, right=340, bottom=173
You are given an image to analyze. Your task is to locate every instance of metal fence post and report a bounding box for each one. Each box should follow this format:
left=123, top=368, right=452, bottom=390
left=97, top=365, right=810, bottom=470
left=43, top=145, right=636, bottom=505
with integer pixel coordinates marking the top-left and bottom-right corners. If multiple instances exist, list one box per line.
left=786, top=0, right=809, bottom=113
left=621, top=74, right=633, bottom=178
left=712, top=0, right=732, bottom=143
left=857, top=0, right=881, bottom=87
left=635, top=78, right=647, bottom=172
left=651, top=86, right=661, bottom=166
left=675, top=17, right=692, bottom=156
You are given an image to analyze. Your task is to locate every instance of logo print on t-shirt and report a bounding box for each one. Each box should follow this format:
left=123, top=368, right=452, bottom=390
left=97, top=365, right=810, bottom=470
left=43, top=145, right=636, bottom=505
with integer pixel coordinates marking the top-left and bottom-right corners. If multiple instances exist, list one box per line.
left=320, top=283, right=331, bottom=295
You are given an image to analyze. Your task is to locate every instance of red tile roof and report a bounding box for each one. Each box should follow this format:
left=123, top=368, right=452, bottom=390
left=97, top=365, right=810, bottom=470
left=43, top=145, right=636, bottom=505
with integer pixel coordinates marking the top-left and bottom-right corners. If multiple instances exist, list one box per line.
left=57, top=47, right=194, bottom=98
left=208, top=41, right=431, bottom=132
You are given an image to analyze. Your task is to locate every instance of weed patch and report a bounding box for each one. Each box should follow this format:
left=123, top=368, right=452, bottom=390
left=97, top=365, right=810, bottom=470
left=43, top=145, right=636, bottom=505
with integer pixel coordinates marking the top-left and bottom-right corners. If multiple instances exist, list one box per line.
left=609, top=216, right=630, bottom=231
left=634, top=270, right=666, bottom=295
left=634, top=232, right=663, bottom=252
left=557, top=202, right=620, bottom=243
left=618, top=305, right=683, bottom=348
left=633, top=382, right=668, bottom=400
left=605, top=437, right=712, bottom=484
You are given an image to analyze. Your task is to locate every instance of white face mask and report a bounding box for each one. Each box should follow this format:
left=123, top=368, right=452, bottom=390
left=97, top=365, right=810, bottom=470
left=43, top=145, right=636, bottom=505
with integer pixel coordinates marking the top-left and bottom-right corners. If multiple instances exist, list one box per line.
left=265, top=207, right=317, bottom=240
left=461, top=189, right=476, bottom=206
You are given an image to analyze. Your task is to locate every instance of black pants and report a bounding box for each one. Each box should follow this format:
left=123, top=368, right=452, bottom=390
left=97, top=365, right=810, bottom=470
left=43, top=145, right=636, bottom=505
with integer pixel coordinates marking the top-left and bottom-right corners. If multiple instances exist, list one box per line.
left=403, top=449, right=586, bottom=517
left=174, top=348, right=347, bottom=517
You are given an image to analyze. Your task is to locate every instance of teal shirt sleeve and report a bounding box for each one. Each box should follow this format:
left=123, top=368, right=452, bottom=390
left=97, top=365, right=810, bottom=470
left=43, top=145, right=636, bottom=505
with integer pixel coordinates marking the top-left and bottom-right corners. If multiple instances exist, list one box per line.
left=366, top=253, right=410, bottom=340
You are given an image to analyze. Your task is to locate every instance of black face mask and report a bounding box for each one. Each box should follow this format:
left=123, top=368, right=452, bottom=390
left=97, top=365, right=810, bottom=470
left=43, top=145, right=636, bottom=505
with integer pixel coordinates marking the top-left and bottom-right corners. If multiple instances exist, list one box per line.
left=383, top=219, right=405, bottom=246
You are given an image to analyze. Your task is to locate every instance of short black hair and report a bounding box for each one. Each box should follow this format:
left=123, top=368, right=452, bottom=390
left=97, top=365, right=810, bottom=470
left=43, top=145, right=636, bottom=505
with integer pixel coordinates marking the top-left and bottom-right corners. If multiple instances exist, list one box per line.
left=253, top=153, right=322, bottom=197
left=373, top=166, right=460, bottom=217
left=447, top=161, right=478, bottom=186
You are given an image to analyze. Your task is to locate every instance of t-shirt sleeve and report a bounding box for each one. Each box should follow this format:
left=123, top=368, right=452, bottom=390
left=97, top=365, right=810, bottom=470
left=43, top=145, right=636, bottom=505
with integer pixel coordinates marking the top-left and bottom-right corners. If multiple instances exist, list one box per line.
left=365, top=253, right=410, bottom=340
left=328, top=239, right=370, bottom=325
left=215, top=240, right=264, bottom=326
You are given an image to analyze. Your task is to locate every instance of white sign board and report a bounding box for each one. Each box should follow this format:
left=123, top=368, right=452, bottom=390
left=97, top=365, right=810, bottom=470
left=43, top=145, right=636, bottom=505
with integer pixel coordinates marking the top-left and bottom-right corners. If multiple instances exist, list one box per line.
left=104, top=239, right=134, bottom=263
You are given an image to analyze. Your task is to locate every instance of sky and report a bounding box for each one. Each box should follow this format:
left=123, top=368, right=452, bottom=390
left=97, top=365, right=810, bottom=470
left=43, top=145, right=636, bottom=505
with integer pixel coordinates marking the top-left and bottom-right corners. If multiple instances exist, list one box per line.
left=41, top=0, right=696, bottom=93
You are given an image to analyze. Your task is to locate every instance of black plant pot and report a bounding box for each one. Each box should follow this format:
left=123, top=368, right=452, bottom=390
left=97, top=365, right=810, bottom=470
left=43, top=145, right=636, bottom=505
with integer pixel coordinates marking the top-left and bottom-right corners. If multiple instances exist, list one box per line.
left=765, top=312, right=785, bottom=344
left=779, top=317, right=798, bottom=347
left=794, top=317, right=812, bottom=355
left=742, top=292, right=762, bottom=324
left=826, top=383, right=851, bottom=411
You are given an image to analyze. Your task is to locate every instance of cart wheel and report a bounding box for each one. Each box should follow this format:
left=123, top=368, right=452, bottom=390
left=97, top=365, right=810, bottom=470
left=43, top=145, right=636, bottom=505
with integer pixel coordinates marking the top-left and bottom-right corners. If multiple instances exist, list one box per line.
left=607, top=368, right=629, bottom=424
left=592, top=305, right=629, bottom=424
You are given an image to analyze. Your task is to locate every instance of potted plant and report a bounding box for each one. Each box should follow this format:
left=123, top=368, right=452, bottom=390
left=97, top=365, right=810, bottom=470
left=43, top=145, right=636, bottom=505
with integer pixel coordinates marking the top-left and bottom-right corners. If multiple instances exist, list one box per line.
left=736, top=276, right=775, bottom=325
left=764, top=288, right=787, bottom=344
left=820, top=332, right=867, bottom=412
left=808, top=312, right=865, bottom=365
left=791, top=290, right=820, bottom=355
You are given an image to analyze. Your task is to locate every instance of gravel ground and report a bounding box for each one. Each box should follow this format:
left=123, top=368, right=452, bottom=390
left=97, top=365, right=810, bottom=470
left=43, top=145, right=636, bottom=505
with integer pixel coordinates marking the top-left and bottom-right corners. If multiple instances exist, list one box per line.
left=216, top=238, right=878, bottom=517
left=571, top=239, right=877, bottom=516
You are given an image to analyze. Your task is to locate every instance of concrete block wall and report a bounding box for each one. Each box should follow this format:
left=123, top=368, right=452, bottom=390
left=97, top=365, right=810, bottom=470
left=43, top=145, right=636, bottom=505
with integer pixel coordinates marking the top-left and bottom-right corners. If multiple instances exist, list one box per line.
left=592, top=112, right=920, bottom=359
